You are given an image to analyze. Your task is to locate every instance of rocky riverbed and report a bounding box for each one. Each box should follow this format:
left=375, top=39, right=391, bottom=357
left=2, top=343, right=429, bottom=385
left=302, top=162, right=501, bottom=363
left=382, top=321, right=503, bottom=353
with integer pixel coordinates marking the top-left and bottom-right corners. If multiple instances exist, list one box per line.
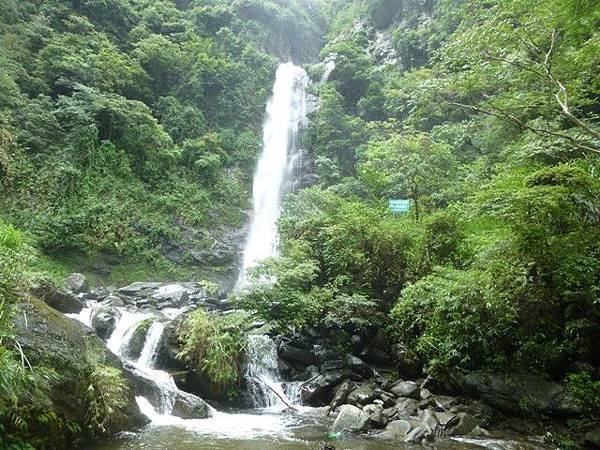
left=23, top=273, right=600, bottom=449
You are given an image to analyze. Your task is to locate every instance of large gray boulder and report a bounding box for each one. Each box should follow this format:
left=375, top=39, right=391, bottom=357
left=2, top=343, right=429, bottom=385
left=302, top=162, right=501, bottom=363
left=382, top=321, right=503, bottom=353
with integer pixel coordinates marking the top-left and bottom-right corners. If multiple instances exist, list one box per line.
left=151, top=284, right=190, bottom=309
left=12, top=298, right=146, bottom=446
left=91, top=305, right=120, bottom=340
left=331, top=404, right=370, bottom=433
left=390, top=380, right=419, bottom=399
left=384, top=419, right=412, bottom=438
left=33, top=282, right=83, bottom=314
left=65, top=273, right=88, bottom=294
left=347, top=384, right=377, bottom=406
left=171, top=392, right=211, bottom=419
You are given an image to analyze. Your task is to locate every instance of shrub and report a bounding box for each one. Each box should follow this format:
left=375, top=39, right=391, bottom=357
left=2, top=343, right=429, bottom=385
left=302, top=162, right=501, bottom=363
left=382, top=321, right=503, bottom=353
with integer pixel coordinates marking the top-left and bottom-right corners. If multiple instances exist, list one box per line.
left=177, top=310, right=249, bottom=391
left=389, top=266, right=522, bottom=374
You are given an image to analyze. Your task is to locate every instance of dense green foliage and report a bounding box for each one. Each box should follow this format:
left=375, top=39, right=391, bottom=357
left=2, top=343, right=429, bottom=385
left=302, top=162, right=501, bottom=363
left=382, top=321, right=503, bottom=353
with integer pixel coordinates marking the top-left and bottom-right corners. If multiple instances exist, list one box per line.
left=239, top=0, right=600, bottom=388
left=0, top=0, right=324, bottom=283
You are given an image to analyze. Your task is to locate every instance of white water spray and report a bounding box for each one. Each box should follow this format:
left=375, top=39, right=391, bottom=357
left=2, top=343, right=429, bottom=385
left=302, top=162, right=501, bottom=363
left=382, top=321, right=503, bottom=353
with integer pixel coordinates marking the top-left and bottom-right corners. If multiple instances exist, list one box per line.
left=237, top=62, right=309, bottom=287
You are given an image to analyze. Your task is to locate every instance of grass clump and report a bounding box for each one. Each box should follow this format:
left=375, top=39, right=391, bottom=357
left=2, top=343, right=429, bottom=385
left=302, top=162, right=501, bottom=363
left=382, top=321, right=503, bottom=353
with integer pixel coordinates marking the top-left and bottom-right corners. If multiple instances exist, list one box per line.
left=177, top=310, right=250, bottom=391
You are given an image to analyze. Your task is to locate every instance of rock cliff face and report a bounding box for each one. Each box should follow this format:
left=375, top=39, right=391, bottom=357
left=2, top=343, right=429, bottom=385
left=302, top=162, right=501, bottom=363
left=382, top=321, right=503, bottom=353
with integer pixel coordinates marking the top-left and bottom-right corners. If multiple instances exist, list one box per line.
left=12, top=296, right=146, bottom=447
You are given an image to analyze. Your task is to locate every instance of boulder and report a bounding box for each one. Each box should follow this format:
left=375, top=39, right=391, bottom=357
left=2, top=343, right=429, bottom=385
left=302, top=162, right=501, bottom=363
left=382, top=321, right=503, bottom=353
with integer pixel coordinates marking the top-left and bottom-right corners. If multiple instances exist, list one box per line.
left=405, top=426, right=427, bottom=444
left=91, top=305, right=120, bottom=340
left=395, top=397, right=418, bottom=417
left=152, top=284, right=190, bottom=308
left=347, top=384, right=377, bottom=406
left=12, top=298, right=146, bottom=446
left=452, top=371, right=581, bottom=417
left=118, top=282, right=162, bottom=296
left=328, top=379, right=354, bottom=413
left=33, top=282, right=83, bottom=314
left=279, top=342, right=316, bottom=367
left=123, top=319, right=151, bottom=360
left=301, top=369, right=347, bottom=405
left=390, top=380, right=419, bottom=399
left=385, top=419, right=412, bottom=438
left=346, top=355, right=374, bottom=379
left=360, top=345, right=392, bottom=365
left=363, top=403, right=385, bottom=427
left=420, top=408, right=442, bottom=437
left=322, top=359, right=345, bottom=372
left=65, top=273, right=88, bottom=294
left=171, top=392, right=211, bottom=419
left=448, top=412, right=478, bottom=436
left=393, top=343, right=423, bottom=378
left=330, top=404, right=370, bottom=433
left=155, top=319, right=186, bottom=371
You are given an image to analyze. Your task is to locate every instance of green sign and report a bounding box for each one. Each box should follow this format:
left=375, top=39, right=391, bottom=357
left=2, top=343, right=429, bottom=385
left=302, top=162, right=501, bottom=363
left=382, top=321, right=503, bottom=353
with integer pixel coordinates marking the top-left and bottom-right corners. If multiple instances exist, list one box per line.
left=389, top=199, right=410, bottom=214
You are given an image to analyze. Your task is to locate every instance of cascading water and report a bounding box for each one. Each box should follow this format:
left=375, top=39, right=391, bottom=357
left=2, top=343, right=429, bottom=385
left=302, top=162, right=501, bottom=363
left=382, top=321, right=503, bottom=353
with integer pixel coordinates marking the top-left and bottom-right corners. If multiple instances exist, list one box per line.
left=234, top=62, right=311, bottom=409
left=245, top=334, right=302, bottom=409
left=70, top=63, right=316, bottom=443
left=236, top=62, right=309, bottom=288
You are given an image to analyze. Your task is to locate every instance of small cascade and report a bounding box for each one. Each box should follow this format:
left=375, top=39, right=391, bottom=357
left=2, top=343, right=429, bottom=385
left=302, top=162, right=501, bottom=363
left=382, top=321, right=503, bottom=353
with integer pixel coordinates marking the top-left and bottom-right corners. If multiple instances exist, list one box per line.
left=106, top=310, right=151, bottom=357
left=138, top=321, right=165, bottom=367
left=245, top=334, right=293, bottom=408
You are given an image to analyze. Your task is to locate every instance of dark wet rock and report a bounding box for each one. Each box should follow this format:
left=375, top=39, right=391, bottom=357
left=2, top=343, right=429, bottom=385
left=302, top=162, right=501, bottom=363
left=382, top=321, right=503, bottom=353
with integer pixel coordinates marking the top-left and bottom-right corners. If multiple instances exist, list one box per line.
left=171, top=392, right=211, bottom=419
left=390, top=380, right=419, bottom=399
left=393, top=343, right=423, bottom=378
left=322, top=359, right=345, bottom=372
left=33, top=281, right=83, bottom=314
left=65, top=273, right=88, bottom=293
left=301, top=369, right=347, bottom=405
left=583, top=429, right=600, bottom=449
left=377, top=391, right=396, bottom=407
left=346, top=355, right=374, bottom=379
left=155, top=319, right=186, bottom=372
left=448, top=412, right=479, bottom=436
left=278, top=358, right=294, bottom=379
left=360, top=345, right=392, bottom=365
left=278, top=342, right=317, bottom=366
left=331, top=404, right=370, bottom=433
left=452, top=371, right=581, bottom=417
left=347, top=384, right=377, bottom=406
left=91, top=305, right=120, bottom=340
left=13, top=298, right=146, bottom=445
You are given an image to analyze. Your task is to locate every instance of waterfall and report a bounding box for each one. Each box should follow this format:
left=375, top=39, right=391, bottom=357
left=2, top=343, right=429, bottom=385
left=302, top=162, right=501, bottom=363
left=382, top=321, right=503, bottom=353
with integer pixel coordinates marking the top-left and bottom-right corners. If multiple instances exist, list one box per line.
left=237, top=62, right=309, bottom=287
left=245, top=335, right=287, bottom=408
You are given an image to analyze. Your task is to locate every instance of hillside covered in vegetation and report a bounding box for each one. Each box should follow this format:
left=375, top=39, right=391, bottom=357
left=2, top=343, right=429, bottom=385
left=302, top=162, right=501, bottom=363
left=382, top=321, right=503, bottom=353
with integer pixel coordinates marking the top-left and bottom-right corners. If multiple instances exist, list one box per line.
left=1, top=0, right=599, bottom=448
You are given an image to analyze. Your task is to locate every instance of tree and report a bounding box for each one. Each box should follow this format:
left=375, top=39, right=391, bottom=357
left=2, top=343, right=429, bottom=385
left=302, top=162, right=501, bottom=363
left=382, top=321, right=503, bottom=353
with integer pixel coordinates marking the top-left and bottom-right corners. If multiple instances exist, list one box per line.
left=359, top=130, right=455, bottom=219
